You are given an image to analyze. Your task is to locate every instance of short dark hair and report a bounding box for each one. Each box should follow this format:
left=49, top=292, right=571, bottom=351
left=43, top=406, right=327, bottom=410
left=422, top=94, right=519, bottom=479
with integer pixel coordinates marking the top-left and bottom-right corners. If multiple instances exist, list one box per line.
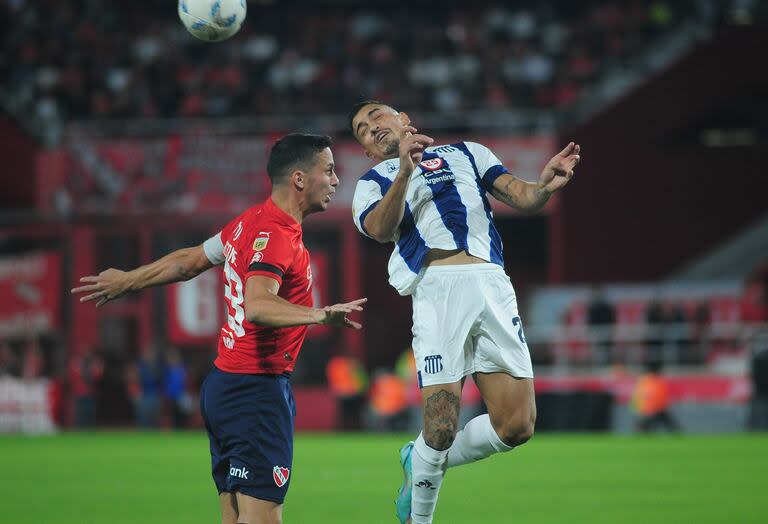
left=347, top=99, right=392, bottom=137
left=267, top=133, right=333, bottom=184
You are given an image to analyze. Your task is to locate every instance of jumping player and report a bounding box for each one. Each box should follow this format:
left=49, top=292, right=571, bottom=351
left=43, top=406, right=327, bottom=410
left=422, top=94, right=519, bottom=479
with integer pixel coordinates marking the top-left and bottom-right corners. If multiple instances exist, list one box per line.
left=72, top=133, right=366, bottom=524
left=349, top=101, right=580, bottom=524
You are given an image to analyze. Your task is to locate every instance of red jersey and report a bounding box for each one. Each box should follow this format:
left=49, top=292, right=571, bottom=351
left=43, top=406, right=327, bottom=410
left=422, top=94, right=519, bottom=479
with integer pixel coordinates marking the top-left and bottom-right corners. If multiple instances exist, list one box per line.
left=203, top=198, right=313, bottom=374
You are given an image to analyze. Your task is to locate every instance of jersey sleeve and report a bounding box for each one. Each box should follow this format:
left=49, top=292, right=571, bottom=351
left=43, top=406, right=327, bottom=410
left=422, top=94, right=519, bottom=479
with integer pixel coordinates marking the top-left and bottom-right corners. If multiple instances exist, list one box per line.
left=465, top=142, right=511, bottom=192
left=203, top=232, right=225, bottom=265
left=244, top=228, right=295, bottom=286
left=352, top=167, right=391, bottom=239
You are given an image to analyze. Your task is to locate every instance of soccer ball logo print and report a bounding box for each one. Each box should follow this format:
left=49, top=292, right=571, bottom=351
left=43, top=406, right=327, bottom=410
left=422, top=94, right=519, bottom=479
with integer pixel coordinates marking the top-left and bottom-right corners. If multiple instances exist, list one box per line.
left=419, top=158, right=444, bottom=171
left=273, top=466, right=290, bottom=487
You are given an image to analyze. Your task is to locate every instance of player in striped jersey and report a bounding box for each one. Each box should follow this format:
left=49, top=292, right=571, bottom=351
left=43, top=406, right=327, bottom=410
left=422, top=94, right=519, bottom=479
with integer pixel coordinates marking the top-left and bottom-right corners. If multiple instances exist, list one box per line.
left=349, top=101, right=581, bottom=524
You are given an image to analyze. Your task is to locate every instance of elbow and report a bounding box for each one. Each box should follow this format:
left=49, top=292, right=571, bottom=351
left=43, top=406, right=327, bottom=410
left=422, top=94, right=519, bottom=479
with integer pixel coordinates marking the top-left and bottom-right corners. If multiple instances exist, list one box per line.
left=366, top=225, right=393, bottom=244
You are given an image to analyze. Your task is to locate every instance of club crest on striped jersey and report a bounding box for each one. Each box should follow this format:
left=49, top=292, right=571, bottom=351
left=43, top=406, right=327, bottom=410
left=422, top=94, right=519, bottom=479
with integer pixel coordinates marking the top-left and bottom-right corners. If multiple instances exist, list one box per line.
left=273, top=466, right=290, bottom=487
left=253, top=232, right=271, bottom=251
left=419, top=158, right=444, bottom=171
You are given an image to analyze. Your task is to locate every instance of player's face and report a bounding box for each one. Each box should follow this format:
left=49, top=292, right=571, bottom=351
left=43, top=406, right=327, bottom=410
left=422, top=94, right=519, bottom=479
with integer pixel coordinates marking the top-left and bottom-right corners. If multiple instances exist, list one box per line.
left=303, top=147, right=338, bottom=212
left=352, top=104, right=409, bottom=161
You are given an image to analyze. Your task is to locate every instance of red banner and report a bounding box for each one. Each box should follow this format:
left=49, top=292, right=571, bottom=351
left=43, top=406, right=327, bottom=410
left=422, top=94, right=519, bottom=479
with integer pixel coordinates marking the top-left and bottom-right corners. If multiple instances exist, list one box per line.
left=0, top=252, right=61, bottom=337
left=167, top=270, right=224, bottom=345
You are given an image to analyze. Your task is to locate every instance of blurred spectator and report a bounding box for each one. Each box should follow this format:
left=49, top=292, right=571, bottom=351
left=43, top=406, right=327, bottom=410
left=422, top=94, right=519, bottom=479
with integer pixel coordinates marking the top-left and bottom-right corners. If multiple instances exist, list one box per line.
left=0, top=341, right=19, bottom=377
left=136, top=344, right=164, bottom=429
left=367, top=369, right=409, bottom=432
left=0, top=1, right=709, bottom=138
left=68, top=346, right=104, bottom=428
left=748, top=342, right=768, bottom=430
left=646, top=299, right=689, bottom=364
left=632, top=360, right=679, bottom=432
left=326, top=353, right=368, bottom=431
left=21, top=335, right=44, bottom=379
left=740, top=273, right=768, bottom=324
left=165, top=348, right=190, bottom=429
left=586, top=286, right=616, bottom=364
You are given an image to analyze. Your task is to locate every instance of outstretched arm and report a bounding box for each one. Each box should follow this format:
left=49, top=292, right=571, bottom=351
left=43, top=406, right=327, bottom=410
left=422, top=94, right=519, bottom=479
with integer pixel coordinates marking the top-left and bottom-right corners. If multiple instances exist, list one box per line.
left=71, top=244, right=215, bottom=307
left=244, top=276, right=366, bottom=329
left=363, top=126, right=434, bottom=242
left=490, top=142, right=581, bottom=212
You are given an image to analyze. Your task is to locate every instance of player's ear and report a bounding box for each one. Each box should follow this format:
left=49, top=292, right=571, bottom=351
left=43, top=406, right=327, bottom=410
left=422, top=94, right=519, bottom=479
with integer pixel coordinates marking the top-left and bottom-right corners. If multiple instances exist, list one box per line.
left=292, top=170, right=305, bottom=190
left=399, top=112, right=411, bottom=126
left=364, top=150, right=375, bottom=160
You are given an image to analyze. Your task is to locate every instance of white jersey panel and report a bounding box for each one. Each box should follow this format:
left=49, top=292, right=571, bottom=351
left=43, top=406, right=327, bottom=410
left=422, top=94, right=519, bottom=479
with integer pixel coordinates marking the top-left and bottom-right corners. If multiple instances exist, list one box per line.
left=352, top=142, right=510, bottom=295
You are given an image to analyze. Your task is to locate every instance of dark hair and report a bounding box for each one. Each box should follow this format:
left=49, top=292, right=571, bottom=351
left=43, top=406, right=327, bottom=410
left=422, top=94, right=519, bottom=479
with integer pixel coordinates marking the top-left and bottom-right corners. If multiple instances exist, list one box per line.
left=267, top=133, right=333, bottom=184
left=347, top=99, right=392, bottom=137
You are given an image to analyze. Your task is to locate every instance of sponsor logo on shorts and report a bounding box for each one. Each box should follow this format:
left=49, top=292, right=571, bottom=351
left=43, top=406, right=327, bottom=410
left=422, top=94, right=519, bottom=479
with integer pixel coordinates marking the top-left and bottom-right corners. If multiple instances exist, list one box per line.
left=424, top=355, right=443, bottom=374
left=273, top=466, right=290, bottom=487
left=229, top=465, right=249, bottom=480
left=416, top=479, right=436, bottom=490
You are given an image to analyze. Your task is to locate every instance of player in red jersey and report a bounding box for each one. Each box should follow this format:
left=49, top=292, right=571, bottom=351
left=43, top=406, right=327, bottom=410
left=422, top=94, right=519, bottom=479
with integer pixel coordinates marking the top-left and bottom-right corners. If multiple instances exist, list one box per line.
left=72, top=134, right=366, bottom=524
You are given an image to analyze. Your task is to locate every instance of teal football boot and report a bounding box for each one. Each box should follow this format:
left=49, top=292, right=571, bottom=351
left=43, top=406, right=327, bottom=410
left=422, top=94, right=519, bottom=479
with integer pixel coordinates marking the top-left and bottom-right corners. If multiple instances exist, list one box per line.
left=395, top=441, right=414, bottom=524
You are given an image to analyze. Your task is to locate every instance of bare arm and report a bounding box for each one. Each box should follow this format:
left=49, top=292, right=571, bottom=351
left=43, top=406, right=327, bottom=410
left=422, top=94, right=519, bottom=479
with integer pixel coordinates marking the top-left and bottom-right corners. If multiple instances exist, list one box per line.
left=71, top=244, right=214, bottom=307
left=490, top=142, right=581, bottom=212
left=363, top=126, right=434, bottom=242
left=244, top=276, right=366, bottom=329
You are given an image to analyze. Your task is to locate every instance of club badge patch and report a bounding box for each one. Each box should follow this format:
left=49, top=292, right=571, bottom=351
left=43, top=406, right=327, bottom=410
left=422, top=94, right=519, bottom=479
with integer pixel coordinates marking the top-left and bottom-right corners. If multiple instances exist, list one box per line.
left=419, top=158, right=444, bottom=171
left=253, top=232, right=271, bottom=251
left=273, top=466, right=290, bottom=487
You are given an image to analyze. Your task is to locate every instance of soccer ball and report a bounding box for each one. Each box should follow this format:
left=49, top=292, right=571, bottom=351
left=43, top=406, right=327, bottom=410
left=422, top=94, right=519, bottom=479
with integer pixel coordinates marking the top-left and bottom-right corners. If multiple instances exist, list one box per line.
left=178, top=0, right=247, bottom=42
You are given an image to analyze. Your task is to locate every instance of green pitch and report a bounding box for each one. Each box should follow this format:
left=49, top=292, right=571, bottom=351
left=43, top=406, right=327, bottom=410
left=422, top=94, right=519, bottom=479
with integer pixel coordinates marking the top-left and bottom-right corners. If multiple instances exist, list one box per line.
left=1, top=432, right=765, bottom=523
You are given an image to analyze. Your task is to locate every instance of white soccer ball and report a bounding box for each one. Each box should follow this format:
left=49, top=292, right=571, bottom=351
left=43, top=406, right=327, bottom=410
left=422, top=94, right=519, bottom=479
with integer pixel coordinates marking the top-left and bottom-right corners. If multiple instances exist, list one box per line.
left=178, top=0, right=247, bottom=42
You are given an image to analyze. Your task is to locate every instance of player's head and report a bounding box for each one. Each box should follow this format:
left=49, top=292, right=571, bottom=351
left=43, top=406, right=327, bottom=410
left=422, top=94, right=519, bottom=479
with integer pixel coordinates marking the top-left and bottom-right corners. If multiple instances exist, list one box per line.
left=348, top=100, right=412, bottom=162
left=267, top=133, right=338, bottom=213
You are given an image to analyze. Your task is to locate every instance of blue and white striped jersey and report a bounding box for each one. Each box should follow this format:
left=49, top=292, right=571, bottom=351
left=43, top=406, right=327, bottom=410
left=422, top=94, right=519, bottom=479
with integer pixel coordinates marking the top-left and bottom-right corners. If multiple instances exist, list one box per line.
left=352, top=141, right=510, bottom=295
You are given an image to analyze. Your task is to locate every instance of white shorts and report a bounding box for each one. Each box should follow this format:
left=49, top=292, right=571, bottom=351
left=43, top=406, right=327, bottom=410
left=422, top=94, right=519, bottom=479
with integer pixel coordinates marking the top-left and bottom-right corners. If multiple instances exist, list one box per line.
left=411, top=263, right=534, bottom=388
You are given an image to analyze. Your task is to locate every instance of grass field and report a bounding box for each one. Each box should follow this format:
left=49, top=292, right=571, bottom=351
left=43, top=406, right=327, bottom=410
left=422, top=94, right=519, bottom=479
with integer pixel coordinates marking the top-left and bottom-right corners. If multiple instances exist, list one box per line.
left=1, top=432, right=766, bottom=524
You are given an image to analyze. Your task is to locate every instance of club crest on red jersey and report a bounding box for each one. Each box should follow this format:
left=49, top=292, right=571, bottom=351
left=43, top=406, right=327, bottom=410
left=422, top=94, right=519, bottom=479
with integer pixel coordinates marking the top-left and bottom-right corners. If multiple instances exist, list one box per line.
left=253, top=231, right=271, bottom=251
left=273, top=466, right=290, bottom=487
left=419, top=158, right=443, bottom=171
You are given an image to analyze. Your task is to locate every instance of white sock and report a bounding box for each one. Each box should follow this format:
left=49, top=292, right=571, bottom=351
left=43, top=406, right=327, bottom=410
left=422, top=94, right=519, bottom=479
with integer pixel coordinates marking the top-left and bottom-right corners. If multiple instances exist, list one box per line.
left=411, top=433, right=448, bottom=524
left=447, top=414, right=513, bottom=468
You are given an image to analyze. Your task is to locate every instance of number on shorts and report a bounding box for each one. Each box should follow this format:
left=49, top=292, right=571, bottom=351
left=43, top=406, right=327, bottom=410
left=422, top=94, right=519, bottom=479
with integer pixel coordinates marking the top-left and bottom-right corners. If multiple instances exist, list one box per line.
left=223, top=260, right=245, bottom=337
left=512, top=316, right=527, bottom=345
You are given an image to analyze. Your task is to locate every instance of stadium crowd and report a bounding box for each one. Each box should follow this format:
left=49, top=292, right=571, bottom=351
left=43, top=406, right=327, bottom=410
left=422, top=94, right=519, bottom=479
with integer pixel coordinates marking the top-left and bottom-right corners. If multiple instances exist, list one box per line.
left=1, top=0, right=706, bottom=131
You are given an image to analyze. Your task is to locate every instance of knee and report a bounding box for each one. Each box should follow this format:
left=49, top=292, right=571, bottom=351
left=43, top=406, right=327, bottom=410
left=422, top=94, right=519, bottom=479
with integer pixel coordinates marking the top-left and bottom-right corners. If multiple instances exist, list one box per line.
left=498, top=413, right=536, bottom=448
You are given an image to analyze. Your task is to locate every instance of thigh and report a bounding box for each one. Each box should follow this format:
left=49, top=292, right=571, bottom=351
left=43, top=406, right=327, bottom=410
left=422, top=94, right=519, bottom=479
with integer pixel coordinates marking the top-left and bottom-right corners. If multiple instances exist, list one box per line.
left=474, top=273, right=534, bottom=378
left=235, top=492, right=283, bottom=524
left=474, top=372, right=536, bottom=430
left=204, top=370, right=296, bottom=504
left=219, top=492, right=238, bottom=524
left=412, top=272, right=482, bottom=388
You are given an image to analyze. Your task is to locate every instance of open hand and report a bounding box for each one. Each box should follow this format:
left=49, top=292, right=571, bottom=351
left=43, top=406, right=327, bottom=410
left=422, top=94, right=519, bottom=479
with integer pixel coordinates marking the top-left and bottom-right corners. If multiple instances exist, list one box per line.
left=539, top=142, right=581, bottom=193
left=321, top=298, right=368, bottom=329
left=71, top=268, right=132, bottom=307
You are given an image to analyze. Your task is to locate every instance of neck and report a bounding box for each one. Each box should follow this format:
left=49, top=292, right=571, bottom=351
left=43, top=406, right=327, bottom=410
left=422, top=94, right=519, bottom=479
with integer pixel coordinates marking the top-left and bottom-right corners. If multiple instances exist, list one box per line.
left=270, top=188, right=305, bottom=223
